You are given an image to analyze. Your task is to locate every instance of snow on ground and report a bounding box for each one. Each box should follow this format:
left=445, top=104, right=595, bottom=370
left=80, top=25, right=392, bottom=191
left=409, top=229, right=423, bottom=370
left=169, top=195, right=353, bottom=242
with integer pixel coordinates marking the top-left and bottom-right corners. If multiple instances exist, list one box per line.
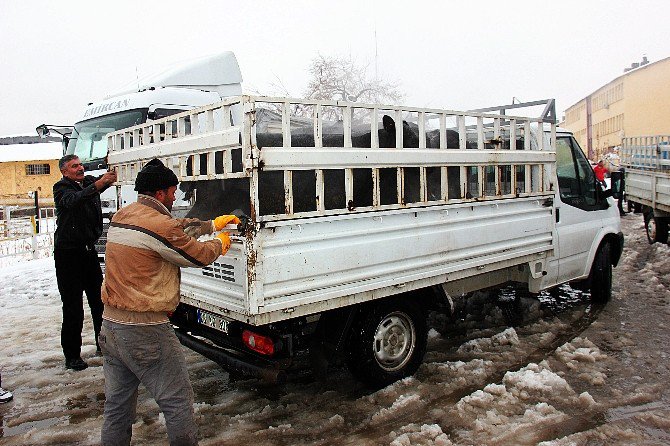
left=0, top=213, right=669, bottom=445
left=0, top=258, right=104, bottom=444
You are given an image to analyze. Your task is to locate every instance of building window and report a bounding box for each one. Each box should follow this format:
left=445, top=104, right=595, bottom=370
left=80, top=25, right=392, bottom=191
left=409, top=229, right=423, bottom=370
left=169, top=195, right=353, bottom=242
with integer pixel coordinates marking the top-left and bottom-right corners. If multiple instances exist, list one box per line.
left=25, top=163, right=51, bottom=175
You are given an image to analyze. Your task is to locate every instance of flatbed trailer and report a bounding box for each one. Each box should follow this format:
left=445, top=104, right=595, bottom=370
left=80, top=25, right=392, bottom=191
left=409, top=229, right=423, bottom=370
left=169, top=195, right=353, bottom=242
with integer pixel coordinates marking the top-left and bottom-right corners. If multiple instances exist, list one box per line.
left=621, top=135, right=670, bottom=244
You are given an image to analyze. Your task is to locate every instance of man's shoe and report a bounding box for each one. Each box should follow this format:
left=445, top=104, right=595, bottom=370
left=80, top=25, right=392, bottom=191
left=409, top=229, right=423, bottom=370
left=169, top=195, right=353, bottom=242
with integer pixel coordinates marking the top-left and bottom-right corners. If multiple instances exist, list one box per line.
left=65, top=358, right=88, bottom=371
left=0, top=387, right=13, bottom=403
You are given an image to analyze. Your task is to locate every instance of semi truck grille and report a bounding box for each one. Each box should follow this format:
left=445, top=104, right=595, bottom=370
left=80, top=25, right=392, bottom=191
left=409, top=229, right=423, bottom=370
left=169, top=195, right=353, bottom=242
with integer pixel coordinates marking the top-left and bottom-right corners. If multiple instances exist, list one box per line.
left=95, top=221, right=110, bottom=254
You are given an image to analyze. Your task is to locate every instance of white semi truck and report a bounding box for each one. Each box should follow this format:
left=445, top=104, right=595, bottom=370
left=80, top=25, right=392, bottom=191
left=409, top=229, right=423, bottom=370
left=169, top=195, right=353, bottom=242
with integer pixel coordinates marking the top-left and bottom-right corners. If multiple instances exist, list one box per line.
left=621, top=135, right=670, bottom=244
left=106, top=95, right=623, bottom=385
left=38, top=52, right=244, bottom=256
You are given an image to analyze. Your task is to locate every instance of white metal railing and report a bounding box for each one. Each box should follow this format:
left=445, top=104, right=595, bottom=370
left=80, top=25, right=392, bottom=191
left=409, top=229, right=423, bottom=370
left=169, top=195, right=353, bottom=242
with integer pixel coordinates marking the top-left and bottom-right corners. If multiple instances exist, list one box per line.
left=108, top=96, right=247, bottom=185
left=107, top=96, right=557, bottom=221
left=0, top=207, right=56, bottom=263
left=621, top=135, right=670, bottom=170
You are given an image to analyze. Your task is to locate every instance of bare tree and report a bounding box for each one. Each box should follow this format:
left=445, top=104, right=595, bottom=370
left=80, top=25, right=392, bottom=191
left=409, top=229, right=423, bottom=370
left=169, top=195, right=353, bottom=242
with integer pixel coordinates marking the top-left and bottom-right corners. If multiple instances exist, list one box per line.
left=255, top=53, right=404, bottom=122
left=304, top=54, right=403, bottom=105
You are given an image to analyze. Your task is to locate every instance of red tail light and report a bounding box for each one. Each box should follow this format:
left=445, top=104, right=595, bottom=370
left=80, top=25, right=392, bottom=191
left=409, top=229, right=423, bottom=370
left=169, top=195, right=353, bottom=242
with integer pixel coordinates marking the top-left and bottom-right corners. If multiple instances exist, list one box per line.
left=242, top=330, right=275, bottom=356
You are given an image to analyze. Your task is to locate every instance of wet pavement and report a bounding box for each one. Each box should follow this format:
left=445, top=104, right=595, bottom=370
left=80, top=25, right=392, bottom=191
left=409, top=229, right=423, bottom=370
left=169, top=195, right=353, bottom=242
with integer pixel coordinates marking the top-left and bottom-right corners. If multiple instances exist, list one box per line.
left=1, top=212, right=669, bottom=445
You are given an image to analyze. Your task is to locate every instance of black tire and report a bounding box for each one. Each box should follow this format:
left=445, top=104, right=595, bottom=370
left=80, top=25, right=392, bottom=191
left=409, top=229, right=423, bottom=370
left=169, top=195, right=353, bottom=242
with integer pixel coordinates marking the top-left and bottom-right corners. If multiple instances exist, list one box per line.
left=644, top=212, right=656, bottom=244
left=347, top=299, right=427, bottom=386
left=644, top=212, right=669, bottom=244
left=661, top=219, right=670, bottom=244
left=589, top=243, right=612, bottom=304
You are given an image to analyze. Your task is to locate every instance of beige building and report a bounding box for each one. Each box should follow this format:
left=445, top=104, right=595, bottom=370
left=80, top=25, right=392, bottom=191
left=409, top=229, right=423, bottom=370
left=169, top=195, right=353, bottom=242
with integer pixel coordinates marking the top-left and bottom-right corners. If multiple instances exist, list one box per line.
left=562, top=55, right=670, bottom=161
left=0, top=142, right=62, bottom=206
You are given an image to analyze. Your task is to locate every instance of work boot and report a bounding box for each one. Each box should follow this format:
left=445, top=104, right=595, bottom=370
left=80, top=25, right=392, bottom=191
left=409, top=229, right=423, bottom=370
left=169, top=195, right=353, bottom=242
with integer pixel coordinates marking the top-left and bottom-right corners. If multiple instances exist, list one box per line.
left=65, top=358, right=88, bottom=371
left=0, top=387, right=13, bottom=403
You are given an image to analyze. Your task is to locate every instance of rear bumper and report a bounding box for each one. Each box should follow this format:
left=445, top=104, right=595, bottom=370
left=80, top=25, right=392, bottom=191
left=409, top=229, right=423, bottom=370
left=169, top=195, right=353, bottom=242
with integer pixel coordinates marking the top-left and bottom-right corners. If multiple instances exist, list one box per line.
left=174, top=329, right=287, bottom=384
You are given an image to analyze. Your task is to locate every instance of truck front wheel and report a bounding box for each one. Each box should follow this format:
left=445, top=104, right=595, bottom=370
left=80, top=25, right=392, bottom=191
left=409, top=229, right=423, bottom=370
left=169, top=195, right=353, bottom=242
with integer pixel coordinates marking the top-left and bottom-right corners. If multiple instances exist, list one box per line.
left=644, top=212, right=669, bottom=244
left=589, top=243, right=612, bottom=304
left=347, top=300, right=427, bottom=386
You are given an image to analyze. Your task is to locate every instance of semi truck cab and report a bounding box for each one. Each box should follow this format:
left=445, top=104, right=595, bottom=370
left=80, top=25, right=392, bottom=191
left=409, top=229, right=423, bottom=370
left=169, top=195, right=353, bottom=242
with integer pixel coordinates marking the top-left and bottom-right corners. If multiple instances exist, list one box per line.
left=43, top=52, right=244, bottom=259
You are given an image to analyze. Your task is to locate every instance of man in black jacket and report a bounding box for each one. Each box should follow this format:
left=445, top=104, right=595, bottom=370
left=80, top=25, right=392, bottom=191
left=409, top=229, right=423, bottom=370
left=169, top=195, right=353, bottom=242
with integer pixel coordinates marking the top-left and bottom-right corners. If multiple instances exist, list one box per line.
left=54, top=154, right=116, bottom=371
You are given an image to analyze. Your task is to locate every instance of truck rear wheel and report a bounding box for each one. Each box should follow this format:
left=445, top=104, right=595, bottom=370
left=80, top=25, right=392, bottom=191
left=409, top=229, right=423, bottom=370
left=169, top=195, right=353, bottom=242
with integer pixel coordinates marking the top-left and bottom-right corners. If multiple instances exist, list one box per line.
left=644, top=212, right=669, bottom=244
left=588, top=243, right=612, bottom=304
left=347, top=300, right=427, bottom=386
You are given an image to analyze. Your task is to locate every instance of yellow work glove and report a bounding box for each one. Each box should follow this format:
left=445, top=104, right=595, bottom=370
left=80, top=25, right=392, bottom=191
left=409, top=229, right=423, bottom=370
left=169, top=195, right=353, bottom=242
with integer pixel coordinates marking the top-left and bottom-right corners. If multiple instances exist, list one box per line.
left=213, top=215, right=241, bottom=231
left=216, top=232, right=231, bottom=253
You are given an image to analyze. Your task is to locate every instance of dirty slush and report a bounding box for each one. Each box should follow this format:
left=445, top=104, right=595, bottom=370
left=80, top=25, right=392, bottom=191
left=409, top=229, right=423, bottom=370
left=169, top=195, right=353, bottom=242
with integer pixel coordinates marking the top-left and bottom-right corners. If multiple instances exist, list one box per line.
left=0, top=213, right=668, bottom=445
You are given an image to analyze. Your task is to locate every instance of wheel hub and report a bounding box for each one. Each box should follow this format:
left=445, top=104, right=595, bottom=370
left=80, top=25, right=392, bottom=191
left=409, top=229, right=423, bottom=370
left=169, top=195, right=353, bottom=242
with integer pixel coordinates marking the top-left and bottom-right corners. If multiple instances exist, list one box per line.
left=648, top=219, right=657, bottom=240
left=373, top=312, right=416, bottom=372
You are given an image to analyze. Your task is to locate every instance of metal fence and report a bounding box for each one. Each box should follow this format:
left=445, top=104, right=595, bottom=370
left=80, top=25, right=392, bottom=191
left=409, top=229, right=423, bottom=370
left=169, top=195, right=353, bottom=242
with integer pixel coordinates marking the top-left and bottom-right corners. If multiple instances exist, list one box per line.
left=0, top=207, right=56, bottom=265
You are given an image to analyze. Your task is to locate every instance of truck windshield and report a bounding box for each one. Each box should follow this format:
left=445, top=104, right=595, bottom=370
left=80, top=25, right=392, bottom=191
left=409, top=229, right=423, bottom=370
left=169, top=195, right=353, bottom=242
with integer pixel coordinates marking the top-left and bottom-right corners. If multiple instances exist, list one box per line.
left=66, top=109, right=146, bottom=166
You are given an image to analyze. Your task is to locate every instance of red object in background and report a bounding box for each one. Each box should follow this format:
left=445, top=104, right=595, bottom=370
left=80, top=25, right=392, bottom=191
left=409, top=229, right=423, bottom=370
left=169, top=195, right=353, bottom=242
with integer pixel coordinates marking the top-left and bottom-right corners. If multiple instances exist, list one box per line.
left=593, top=163, right=607, bottom=182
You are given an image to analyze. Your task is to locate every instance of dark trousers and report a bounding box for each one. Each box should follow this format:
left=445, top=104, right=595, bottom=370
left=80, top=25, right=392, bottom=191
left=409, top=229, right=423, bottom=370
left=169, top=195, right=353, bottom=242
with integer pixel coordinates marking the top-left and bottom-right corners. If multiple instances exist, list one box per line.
left=54, top=248, right=104, bottom=360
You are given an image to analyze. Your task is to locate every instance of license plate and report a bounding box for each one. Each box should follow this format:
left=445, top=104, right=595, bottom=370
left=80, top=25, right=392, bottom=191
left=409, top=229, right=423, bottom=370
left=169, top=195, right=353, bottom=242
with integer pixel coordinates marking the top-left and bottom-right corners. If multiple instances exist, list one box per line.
left=196, top=309, right=230, bottom=334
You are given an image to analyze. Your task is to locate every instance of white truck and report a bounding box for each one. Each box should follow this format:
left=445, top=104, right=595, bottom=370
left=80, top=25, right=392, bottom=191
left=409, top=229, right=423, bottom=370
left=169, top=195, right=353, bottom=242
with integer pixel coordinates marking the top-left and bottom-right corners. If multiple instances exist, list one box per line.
left=106, top=95, right=623, bottom=385
left=621, top=135, right=670, bottom=244
left=38, top=52, right=244, bottom=256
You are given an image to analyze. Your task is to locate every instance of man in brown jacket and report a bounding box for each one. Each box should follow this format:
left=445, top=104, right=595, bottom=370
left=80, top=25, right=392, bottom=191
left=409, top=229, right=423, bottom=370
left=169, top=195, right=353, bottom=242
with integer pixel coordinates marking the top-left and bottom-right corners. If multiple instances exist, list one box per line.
left=99, top=159, right=239, bottom=446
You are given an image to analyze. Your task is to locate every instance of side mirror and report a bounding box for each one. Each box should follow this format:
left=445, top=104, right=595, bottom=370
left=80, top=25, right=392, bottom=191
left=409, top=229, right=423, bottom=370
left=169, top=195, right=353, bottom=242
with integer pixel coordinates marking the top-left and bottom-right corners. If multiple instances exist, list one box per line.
left=596, top=180, right=614, bottom=200
left=36, top=124, right=50, bottom=138
left=609, top=171, right=624, bottom=199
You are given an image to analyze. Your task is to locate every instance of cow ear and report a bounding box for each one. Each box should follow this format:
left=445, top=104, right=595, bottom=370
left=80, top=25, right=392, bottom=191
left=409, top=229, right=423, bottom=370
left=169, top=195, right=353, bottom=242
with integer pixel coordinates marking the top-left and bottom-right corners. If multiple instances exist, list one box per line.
left=382, top=115, right=395, bottom=132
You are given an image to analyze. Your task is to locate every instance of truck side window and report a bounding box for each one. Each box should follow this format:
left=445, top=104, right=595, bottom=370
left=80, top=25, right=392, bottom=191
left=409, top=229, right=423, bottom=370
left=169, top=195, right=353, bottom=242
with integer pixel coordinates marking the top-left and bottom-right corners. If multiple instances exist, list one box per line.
left=150, top=108, right=185, bottom=120
left=556, top=136, right=605, bottom=210
left=150, top=108, right=191, bottom=135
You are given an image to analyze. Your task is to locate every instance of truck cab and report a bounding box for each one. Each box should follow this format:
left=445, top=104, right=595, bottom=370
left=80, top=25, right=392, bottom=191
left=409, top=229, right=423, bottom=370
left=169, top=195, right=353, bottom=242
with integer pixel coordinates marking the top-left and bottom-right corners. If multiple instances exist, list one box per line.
left=548, top=129, right=623, bottom=301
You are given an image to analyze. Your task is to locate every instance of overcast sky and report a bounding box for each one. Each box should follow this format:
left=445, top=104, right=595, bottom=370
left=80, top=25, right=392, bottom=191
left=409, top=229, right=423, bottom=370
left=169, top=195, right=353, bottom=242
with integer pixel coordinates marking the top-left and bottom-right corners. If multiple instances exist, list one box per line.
left=2, top=0, right=669, bottom=136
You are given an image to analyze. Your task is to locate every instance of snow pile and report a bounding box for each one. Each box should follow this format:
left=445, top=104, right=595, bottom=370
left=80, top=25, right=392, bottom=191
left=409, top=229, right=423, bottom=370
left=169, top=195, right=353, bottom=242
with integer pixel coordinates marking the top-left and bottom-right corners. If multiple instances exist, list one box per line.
left=389, top=423, right=453, bottom=446
left=554, top=337, right=608, bottom=385
left=453, top=362, right=595, bottom=443
left=420, top=358, right=493, bottom=385
left=537, top=425, right=641, bottom=446
left=370, top=394, right=422, bottom=424
left=456, top=327, right=519, bottom=354
left=502, top=363, right=573, bottom=396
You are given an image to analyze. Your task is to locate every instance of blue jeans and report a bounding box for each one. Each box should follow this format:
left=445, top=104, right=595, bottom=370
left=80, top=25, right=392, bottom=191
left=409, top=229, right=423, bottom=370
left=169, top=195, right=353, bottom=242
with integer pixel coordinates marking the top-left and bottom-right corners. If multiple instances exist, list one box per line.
left=100, top=320, right=198, bottom=446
